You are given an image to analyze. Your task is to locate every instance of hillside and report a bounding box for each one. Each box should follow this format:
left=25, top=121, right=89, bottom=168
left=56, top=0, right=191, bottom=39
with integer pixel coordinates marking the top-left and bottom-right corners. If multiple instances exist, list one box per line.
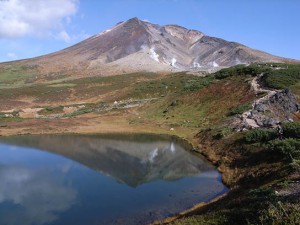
left=0, top=17, right=300, bottom=225
left=0, top=17, right=299, bottom=82
left=0, top=62, right=299, bottom=223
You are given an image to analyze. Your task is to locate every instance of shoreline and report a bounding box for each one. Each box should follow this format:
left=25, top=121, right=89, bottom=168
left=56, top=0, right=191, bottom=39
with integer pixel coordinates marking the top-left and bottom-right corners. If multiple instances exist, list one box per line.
left=154, top=192, right=228, bottom=225
left=0, top=116, right=231, bottom=224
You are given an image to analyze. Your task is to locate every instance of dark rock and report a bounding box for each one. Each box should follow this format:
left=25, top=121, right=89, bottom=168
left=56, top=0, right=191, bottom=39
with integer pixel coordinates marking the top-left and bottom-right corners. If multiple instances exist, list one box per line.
left=250, top=110, right=259, bottom=117
left=254, top=103, right=267, bottom=112
left=269, top=89, right=299, bottom=113
left=234, top=86, right=299, bottom=130
left=170, top=100, right=178, bottom=107
left=262, top=118, right=278, bottom=127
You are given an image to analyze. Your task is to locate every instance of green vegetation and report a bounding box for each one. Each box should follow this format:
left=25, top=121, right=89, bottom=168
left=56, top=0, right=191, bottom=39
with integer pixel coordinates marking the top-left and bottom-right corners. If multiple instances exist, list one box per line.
left=183, top=76, right=214, bottom=92
left=268, top=138, right=300, bottom=158
left=0, top=112, right=7, bottom=119
left=214, top=63, right=300, bottom=96
left=290, top=159, right=300, bottom=171
left=0, top=73, right=153, bottom=103
left=131, top=73, right=214, bottom=99
left=228, top=103, right=252, bottom=116
left=48, top=83, right=77, bottom=88
left=0, top=111, right=19, bottom=119
left=283, top=122, right=300, bottom=138
left=257, top=202, right=300, bottom=225
left=176, top=121, right=299, bottom=225
left=169, top=213, right=229, bottom=225
left=0, top=63, right=299, bottom=225
left=262, top=64, right=300, bottom=89
left=137, top=74, right=256, bottom=133
left=64, top=107, right=94, bottom=117
left=0, top=117, right=23, bottom=122
left=213, top=127, right=233, bottom=139
left=245, top=128, right=277, bottom=143
left=214, top=64, right=270, bottom=79
left=172, top=182, right=300, bottom=225
left=39, top=106, right=64, bottom=115
left=171, top=187, right=282, bottom=225
left=254, top=122, right=300, bottom=172
left=244, top=122, right=300, bottom=174
left=249, top=187, right=277, bottom=202
left=0, top=65, right=36, bottom=87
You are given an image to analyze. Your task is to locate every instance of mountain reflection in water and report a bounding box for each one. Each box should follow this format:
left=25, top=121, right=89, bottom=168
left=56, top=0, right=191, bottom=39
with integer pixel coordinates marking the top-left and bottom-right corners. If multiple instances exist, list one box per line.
left=1, top=134, right=213, bottom=187
left=0, top=134, right=227, bottom=225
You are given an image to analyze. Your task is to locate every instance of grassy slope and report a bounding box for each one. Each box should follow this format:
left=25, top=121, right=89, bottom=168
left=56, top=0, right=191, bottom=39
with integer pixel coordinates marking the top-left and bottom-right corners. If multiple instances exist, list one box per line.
left=0, top=65, right=37, bottom=87
left=0, top=63, right=300, bottom=224
left=162, top=64, right=300, bottom=225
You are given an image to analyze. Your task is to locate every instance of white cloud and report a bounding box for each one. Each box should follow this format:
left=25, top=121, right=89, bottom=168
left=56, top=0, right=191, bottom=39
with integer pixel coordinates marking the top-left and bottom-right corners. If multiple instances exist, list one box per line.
left=57, top=30, right=71, bottom=43
left=72, top=31, right=91, bottom=41
left=0, top=165, right=77, bottom=225
left=7, top=52, right=17, bottom=59
left=0, top=0, right=79, bottom=39
left=55, top=30, right=90, bottom=43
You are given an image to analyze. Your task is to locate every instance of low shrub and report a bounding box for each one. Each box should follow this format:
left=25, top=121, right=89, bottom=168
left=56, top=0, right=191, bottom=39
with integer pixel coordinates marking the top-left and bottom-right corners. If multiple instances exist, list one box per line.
left=169, top=213, right=229, bottom=225
left=245, top=128, right=277, bottom=143
left=39, top=106, right=64, bottom=115
left=183, top=76, right=213, bottom=91
left=214, top=64, right=270, bottom=79
left=283, top=122, right=300, bottom=139
left=258, top=202, right=300, bottom=225
left=228, top=103, right=252, bottom=116
left=290, top=159, right=300, bottom=171
left=0, top=113, right=7, bottom=119
left=64, top=108, right=93, bottom=117
left=250, top=187, right=277, bottom=203
left=268, top=138, right=300, bottom=158
left=213, top=128, right=233, bottom=139
left=262, top=67, right=300, bottom=89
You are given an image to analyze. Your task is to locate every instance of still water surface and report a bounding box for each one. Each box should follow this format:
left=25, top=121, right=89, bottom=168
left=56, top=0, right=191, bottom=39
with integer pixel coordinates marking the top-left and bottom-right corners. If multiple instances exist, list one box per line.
left=0, top=134, right=227, bottom=225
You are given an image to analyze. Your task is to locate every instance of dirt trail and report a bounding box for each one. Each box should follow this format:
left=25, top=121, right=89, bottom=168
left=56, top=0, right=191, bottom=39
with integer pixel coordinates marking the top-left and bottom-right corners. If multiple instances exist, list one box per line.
left=238, top=75, right=278, bottom=129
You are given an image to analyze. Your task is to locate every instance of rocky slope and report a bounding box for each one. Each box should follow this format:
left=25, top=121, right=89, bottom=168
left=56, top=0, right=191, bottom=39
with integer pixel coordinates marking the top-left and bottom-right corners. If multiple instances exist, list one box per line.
left=234, top=77, right=299, bottom=130
left=1, top=17, right=298, bottom=78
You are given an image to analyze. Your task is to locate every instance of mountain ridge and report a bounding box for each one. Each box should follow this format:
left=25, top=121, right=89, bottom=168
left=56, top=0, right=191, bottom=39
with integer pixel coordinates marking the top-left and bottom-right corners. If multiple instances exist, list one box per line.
left=1, top=17, right=299, bottom=78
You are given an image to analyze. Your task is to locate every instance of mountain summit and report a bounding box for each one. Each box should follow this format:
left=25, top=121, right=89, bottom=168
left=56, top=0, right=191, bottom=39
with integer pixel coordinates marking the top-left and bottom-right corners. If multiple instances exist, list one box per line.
left=3, top=17, right=298, bottom=76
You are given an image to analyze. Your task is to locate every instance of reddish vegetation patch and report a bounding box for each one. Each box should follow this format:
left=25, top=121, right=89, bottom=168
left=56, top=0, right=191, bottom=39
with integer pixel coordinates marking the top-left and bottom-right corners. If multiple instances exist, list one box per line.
left=0, top=100, right=30, bottom=111
left=181, top=78, right=256, bottom=123
left=293, top=112, right=300, bottom=121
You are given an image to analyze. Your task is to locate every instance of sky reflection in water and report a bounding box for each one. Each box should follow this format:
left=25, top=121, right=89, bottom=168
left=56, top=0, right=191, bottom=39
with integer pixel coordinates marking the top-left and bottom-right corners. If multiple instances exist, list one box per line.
left=0, top=135, right=227, bottom=225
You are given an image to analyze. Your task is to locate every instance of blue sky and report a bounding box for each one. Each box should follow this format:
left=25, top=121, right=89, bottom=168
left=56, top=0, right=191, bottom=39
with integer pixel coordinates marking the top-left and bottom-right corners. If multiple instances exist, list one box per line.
left=0, top=0, right=300, bottom=62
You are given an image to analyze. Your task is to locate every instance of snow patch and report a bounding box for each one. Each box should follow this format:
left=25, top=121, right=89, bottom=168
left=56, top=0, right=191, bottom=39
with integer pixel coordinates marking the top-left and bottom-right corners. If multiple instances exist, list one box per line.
left=92, top=21, right=125, bottom=39
left=94, top=29, right=112, bottom=38
left=235, top=58, right=242, bottom=65
left=168, top=30, right=175, bottom=36
left=149, top=148, right=159, bottom=162
left=149, top=48, right=160, bottom=62
left=213, top=61, right=219, bottom=67
left=140, top=45, right=148, bottom=51
left=235, top=58, right=247, bottom=65
left=193, top=62, right=202, bottom=68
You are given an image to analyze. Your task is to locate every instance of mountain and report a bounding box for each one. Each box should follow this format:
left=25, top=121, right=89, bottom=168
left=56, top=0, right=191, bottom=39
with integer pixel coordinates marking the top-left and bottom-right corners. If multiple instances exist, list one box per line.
left=1, top=17, right=299, bottom=77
